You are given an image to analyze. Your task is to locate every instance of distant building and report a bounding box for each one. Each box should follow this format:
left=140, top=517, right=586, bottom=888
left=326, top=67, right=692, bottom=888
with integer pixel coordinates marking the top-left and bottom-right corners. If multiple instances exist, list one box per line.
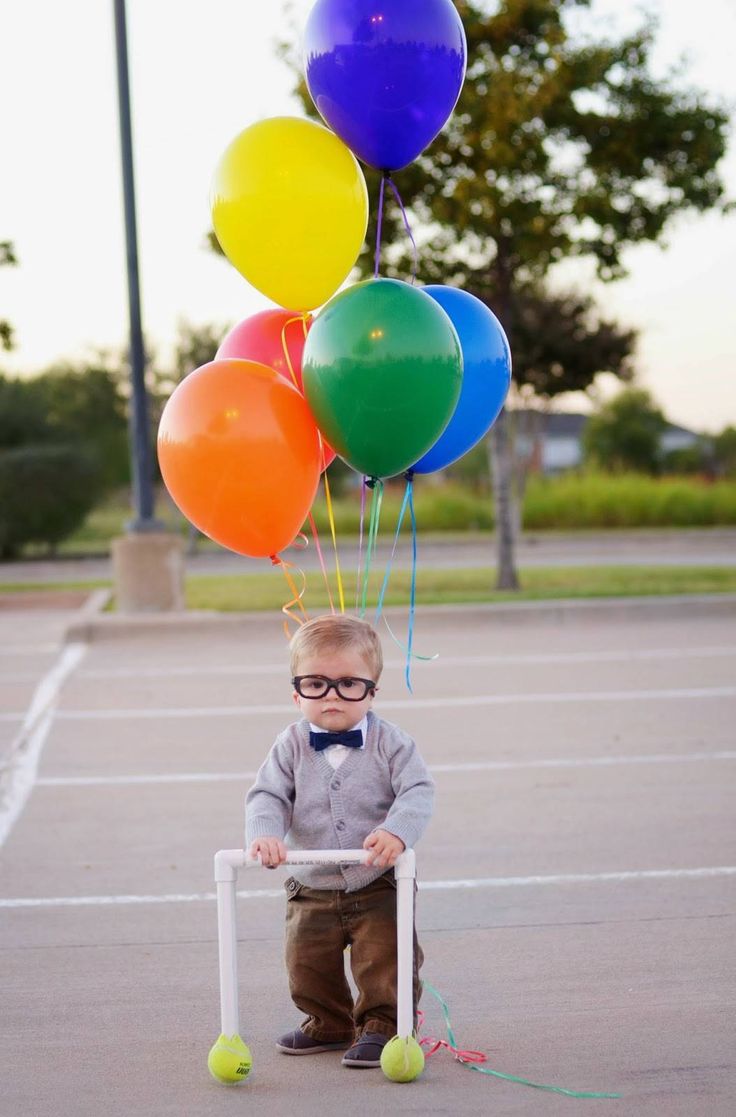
left=513, top=410, right=703, bottom=474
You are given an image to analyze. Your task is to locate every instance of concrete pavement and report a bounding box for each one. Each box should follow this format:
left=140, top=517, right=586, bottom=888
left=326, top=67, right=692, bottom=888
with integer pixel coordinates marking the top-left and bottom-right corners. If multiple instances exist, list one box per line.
left=1, top=593, right=735, bottom=1115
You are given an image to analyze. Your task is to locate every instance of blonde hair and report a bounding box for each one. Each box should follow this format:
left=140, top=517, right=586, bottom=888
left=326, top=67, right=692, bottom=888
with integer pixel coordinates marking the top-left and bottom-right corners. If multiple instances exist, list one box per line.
left=289, top=615, right=383, bottom=680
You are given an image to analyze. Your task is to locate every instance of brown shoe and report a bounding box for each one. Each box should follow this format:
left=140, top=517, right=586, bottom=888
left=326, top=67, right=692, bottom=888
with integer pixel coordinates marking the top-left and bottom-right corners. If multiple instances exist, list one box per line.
left=341, top=1032, right=390, bottom=1068
left=276, top=1028, right=352, bottom=1055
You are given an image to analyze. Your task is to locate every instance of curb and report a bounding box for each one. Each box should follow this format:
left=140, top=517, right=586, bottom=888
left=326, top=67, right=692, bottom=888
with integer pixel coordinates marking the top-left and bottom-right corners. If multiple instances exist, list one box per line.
left=63, top=593, right=736, bottom=643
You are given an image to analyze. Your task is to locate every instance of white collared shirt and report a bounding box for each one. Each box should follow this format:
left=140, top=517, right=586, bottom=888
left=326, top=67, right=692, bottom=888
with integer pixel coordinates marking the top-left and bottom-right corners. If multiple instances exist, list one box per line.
left=308, top=715, right=368, bottom=770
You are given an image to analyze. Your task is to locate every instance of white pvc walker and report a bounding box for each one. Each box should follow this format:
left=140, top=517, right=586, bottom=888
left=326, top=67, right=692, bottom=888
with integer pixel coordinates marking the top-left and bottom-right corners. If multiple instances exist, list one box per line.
left=213, top=847, right=418, bottom=1079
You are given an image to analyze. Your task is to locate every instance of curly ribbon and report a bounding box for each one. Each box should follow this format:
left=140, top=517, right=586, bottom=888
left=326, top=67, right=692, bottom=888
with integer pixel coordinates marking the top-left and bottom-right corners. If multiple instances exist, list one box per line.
left=359, top=478, right=383, bottom=618
left=374, top=474, right=437, bottom=692
left=270, top=554, right=309, bottom=638
left=420, top=983, right=621, bottom=1100
left=322, top=466, right=345, bottom=614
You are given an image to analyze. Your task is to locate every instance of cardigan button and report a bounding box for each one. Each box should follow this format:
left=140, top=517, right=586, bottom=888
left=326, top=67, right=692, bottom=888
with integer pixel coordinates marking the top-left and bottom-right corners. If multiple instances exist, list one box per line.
left=331, top=780, right=341, bottom=790
left=335, top=821, right=346, bottom=831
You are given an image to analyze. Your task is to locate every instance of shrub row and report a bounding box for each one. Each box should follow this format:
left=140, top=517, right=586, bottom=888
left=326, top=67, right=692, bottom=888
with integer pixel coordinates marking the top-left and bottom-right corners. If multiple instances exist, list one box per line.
left=307, top=473, right=736, bottom=534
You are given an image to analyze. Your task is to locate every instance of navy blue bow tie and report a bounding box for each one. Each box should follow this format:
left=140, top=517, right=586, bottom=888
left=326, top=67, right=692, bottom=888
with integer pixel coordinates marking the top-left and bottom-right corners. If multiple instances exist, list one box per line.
left=309, top=729, right=363, bottom=752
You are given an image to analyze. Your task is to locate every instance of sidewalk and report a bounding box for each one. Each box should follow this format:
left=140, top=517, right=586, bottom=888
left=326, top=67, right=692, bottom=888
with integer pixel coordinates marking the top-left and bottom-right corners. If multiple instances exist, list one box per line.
left=1, top=527, right=735, bottom=586
left=1, top=592, right=735, bottom=1115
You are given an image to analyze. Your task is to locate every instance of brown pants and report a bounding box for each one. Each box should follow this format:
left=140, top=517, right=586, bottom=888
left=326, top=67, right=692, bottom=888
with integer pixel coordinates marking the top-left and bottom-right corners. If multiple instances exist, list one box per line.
left=284, top=873, right=423, bottom=1042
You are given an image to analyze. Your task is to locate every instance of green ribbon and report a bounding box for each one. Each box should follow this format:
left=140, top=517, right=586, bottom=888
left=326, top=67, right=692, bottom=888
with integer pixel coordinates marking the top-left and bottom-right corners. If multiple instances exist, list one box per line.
left=424, top=982, right=621, bottom=1100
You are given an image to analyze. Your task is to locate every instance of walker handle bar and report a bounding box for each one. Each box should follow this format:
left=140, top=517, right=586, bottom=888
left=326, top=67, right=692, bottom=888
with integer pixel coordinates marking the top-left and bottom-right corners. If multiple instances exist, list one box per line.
left=214, top=848, right=416, bottom=881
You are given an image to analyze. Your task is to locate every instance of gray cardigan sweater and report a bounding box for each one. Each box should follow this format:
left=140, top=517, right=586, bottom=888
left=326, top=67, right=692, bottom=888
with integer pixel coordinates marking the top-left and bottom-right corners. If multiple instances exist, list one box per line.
left=245, top=710, right=434, bottom=891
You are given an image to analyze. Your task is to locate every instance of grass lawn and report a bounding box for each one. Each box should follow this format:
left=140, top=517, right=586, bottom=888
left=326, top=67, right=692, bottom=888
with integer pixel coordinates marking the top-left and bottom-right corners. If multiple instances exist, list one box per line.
left=182, top=565, right=736, bottom=612
left=3, top=566, right=732, bottom=611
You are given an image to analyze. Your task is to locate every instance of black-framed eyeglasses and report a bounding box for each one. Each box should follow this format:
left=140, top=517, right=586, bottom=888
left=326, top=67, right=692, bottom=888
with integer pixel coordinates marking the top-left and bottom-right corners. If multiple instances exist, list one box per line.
left=292, top=675, right=376, bottom=701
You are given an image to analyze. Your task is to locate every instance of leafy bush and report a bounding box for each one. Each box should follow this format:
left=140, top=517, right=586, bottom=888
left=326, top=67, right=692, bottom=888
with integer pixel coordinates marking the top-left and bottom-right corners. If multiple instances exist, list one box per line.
left=522, top=472, right=736, bottom=529
left=0, top=444, right=102, bottom=559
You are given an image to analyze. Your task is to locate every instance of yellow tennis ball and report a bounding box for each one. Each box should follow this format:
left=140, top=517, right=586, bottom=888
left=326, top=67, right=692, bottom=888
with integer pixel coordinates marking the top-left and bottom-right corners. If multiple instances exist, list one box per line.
left=380, top=1035, right=425, bottom=1083
left=207, top=1033, right=252, bottom=1084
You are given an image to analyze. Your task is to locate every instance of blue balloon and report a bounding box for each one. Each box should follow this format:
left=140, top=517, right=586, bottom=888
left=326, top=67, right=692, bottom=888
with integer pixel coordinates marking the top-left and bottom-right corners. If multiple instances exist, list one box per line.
left=412, top=287, right=512, bottom=474
left=303, top=0, right=467, bottom=172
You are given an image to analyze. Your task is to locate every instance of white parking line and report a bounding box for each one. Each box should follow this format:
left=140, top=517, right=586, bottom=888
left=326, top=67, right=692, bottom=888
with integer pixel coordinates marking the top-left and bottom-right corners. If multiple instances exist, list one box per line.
left=8, top=685, right=731, bottom=722
left=2, top=686, right=734, bottom=725
left=3, top=643, right=733, bottom=684
left=0, top=643, right=87, bottom=847
left=34, top=750, right=736, bottom=788
left=2, top=865, right=734, bottom=909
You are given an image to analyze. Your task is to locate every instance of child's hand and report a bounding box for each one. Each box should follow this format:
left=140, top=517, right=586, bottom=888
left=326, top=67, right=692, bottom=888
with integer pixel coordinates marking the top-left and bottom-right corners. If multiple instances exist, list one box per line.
left=249, top=837, right=287, bottom=869
left=363, top=829, right=405, bottom=869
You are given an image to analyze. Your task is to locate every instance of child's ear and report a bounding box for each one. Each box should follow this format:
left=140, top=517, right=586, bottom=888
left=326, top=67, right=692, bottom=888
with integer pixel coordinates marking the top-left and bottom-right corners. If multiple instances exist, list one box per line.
left=292, top=691, right=301, bottom=706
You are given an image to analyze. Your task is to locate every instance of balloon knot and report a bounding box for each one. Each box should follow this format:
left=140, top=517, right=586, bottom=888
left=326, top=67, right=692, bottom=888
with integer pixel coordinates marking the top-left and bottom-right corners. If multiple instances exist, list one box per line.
left=270, top=554, right=281, bottom=567
left=366, top=477, right=378, bottom=490
left=404, top=469, right=415, bottom=482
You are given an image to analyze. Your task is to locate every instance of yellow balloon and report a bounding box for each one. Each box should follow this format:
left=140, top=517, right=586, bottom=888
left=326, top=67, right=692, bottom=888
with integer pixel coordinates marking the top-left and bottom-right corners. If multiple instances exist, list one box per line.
left=211, top=117, right=368, bottom=311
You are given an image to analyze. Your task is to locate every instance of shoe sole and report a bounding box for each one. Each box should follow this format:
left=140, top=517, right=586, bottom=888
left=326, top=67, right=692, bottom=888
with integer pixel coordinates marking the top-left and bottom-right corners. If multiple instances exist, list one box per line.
left=342, top=1056, right=383, bottom=1068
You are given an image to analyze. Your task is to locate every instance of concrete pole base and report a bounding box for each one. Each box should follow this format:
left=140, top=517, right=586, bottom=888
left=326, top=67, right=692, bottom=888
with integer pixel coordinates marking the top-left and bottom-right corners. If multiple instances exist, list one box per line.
left=111, top=532, right=185, bottom=613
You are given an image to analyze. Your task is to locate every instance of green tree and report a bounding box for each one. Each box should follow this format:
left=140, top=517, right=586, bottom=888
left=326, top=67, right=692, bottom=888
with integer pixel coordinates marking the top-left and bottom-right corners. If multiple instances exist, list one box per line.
left=1, top=240, right=18, bottom=352
left=583, top=387, right=666, bottom=473
left=0, top=374, right=49, bottom=447
left=289, top=0, right=730, bottom=586
left=36, top=360, right=130, bottom=489
left=712, top=425, right=736, bottom=478
left=0, top=361, right=130, bottom=490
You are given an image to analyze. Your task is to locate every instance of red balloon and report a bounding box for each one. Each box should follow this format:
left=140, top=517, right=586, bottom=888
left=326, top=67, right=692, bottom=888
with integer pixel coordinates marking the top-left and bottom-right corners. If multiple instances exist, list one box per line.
left=216, top=309, right=335, bottom=470
left=158, top=359, right=322, bottom=558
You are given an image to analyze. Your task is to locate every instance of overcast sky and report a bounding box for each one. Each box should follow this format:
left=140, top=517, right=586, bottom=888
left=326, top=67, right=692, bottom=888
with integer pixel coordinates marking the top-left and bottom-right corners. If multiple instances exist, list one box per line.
left=1, top=0, right=734, bottom=433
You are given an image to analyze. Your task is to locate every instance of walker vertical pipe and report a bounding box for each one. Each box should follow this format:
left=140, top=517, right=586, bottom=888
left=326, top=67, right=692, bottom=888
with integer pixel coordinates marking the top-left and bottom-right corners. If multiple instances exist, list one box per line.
left=214, top=853, right=241, bottom=1036
left=394, top=849, right=417, bottom=1039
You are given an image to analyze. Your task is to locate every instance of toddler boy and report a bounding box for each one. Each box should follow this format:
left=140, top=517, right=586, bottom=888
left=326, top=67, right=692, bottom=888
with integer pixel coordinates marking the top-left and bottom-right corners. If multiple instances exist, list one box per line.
left=246, top=614, right=434, bottom=1067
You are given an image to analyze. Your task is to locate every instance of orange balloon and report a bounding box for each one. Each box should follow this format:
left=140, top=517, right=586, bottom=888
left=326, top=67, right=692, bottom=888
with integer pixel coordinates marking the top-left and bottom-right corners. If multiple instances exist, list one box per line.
left=158, top=359, right=322, bottom=557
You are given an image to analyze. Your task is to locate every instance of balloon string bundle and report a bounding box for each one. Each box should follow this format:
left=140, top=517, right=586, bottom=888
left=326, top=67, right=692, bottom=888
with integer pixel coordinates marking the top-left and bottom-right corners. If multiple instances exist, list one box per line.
left=358, top=479, right=384, bottom=617
left=419, top=983, right=621, bottom=1100
left=306, top=510, right=335, bottom=614
left=374, top=474, right=437, bottom=691
left=355, top=478, right=368, bottom=610
left=373, top=174, right=418, bottom=283
left=322, top=467, right=345, bottom=613
left=279, top=315, right=344, bottom=616
left=270, top=554, right=309, bottom=636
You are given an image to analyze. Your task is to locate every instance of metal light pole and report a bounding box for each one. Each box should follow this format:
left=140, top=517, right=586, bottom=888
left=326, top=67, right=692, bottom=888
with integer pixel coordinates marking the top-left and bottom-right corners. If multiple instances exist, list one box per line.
left=113, top=0, right=159, bottom=531
left=111, top=0, right=184, bottom=611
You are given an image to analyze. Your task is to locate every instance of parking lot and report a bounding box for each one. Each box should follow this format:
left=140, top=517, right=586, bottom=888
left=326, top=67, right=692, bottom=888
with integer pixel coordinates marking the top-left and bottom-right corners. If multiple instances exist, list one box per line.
left=1, top=594, right=735, bottom=1115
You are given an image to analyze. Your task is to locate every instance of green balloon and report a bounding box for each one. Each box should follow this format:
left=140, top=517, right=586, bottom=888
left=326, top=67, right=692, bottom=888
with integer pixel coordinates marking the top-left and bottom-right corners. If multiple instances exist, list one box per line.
left=303, top=279, right=463, bottom=479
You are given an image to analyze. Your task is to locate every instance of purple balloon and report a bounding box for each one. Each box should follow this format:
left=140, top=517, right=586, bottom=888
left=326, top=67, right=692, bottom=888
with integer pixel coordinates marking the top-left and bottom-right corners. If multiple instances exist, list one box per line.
left=303, top=0, right=467, bottom=172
